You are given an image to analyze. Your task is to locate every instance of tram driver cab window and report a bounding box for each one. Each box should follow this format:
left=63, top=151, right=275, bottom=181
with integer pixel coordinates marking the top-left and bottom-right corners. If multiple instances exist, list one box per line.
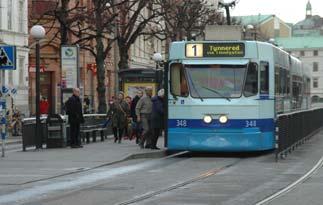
left=244, top=62, right=258, bottom=97
left=170, top=63, right=189, bottom=97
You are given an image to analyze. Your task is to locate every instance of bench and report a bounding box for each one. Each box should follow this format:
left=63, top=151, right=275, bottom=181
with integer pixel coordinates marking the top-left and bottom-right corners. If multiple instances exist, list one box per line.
left=80, top=114, right=109, bottom=143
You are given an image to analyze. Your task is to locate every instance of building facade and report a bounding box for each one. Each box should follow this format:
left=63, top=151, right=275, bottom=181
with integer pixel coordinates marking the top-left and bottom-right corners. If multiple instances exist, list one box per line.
left=276, top=1, right=323, bottom=103
left=28, top=0, right=165, bottom=114
left=235, top=14, right=292, bottom=40
left=0, top=0, right=29, bottom=116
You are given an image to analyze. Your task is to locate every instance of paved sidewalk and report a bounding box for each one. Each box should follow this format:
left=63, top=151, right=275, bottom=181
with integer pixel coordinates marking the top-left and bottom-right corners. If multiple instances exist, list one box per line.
left=0, top=136, right=166, bottom=185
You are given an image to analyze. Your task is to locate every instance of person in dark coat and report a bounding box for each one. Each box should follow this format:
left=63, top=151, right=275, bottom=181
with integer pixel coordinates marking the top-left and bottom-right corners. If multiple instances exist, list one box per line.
left=150, top=89, right=164, bottom=149
left=107, top=92, right=130, bottom=143
left=65, top=88, right=84, bottom=148
left=130, top=90, right=143, bottom=143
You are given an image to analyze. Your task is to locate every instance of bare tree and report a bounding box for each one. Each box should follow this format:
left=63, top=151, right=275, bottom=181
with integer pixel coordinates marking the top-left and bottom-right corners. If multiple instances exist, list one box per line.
left=31, top=0, right=125, bottom=113
left=72, top=0, right=123, bottom=113
left=155, top=0, right=221, bottom=41
left=115, top=0, right=159, bottom=70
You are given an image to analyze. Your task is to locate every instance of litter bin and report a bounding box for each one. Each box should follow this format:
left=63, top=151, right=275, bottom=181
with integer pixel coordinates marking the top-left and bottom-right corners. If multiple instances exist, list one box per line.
left=22, top=117, right=47, bottom=151
left=46, top=114, right=67, bottom=148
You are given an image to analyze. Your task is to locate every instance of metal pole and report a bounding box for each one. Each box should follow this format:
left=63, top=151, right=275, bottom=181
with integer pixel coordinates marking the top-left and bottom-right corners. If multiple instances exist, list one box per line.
left=35, top=41, right=41, bottom=149
left=1, top=70, right=5, bottom=157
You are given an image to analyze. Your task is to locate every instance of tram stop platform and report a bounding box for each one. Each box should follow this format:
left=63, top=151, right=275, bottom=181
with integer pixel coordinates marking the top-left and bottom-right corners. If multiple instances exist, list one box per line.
left=0, top=135, right=166, bottom=186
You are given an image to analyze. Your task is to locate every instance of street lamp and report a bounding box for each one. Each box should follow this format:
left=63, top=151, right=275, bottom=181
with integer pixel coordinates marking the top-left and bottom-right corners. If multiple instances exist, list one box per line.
left=244, top=24, right=257, bottom=40
left=152, top=52, right=163, bottom=69
left=30, top=25, right=45, bottom=149
left=152, top=52, right=163, bottom=90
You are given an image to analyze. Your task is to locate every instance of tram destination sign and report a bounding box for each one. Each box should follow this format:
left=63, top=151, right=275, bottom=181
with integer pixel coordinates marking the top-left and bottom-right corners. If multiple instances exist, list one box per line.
left=186, top=43, right=245, bottom=58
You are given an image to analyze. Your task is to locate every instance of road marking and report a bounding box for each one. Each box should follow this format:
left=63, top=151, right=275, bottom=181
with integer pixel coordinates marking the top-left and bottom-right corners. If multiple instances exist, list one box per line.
left=255, top=156, right=323, bottom=205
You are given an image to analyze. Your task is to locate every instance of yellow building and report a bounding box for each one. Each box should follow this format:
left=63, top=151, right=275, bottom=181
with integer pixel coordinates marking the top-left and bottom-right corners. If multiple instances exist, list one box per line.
left=235, top=14, right=292, bottom=41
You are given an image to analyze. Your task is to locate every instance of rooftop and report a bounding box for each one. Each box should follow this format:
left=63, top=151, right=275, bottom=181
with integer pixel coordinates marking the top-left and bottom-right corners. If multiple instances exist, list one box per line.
left=275, top=36, right=323, bottom=49
left=234, top=14, right=274, bottom=26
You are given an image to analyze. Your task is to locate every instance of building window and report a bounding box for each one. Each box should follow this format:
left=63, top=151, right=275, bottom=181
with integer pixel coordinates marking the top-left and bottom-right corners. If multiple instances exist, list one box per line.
left=313, top=62, right=319, bottom=72
left=18, top=0, right=24, bottom=33
left=7, top=0, right=12, bottom=30
left=313, top=78, right=318, bottom=88
left=300, top=51, right=305, bottom=56
left=314, top=50, right=318, bottom=56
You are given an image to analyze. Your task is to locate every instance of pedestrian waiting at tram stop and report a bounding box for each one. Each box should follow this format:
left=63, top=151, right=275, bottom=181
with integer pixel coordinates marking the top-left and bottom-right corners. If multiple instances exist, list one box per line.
left=150, top=88, right=165, bottom=150
left=135, top=87, right=153, bottom=149
left=107, top=91, right=130, bottom=143
left=130, top=90, right=144, bottom=144
left=65, top=88, right=84, bottom=148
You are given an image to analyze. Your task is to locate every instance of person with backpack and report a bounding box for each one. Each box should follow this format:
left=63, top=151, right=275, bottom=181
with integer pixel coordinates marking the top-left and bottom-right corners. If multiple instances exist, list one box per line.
left=65, top=88, right=84, bottom=148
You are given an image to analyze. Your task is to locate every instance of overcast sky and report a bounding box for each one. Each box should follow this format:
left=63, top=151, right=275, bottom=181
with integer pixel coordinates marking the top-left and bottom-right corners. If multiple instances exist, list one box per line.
left=230, top=0, right=323, bottom=24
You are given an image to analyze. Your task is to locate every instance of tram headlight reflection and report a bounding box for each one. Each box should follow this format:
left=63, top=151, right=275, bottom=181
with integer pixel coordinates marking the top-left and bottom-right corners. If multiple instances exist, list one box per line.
left=219, top=115, right=228, bottom=124
left=203, top=115, right=212, bottom=124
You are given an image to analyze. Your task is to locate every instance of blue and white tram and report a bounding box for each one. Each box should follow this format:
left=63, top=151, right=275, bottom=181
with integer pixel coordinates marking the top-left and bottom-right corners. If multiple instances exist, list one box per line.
left=166, top=41, right=310, bottom=151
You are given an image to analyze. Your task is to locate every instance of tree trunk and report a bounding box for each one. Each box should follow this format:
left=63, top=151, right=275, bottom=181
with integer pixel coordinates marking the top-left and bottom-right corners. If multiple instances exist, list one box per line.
left=96, top=37, right=107, bottom=113
left=118, top=42, right=130, bottom=70
left=59, top=0, right=69, bottom=45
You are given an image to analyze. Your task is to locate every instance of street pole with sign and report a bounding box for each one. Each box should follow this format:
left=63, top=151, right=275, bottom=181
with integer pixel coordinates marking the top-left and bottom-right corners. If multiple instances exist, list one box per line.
left=0, top=45, right=17, bottom=157
left=60, top=45, right=80, bottom=113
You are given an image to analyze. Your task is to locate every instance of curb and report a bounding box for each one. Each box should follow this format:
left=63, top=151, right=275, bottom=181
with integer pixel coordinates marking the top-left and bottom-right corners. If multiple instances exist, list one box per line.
left=0, top=139, right=22, bottom=146
left=10, top=149, right=170, bottom=185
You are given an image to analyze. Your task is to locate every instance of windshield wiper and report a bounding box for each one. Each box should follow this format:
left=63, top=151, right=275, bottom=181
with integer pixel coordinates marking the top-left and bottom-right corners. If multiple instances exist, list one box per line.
left=185, top=69, right=203, bottom=102
left=201, top=86, right=231, bottom=102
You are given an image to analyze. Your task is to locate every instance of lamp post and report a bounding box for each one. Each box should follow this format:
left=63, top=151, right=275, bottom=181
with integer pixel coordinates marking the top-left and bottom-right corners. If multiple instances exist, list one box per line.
left=30, top=25, right=45, bottom=149
left=244, top=24, right=257, bottom=40
left=152, top=52, right=163, bottom=90
left=152, top=52, right=162, bottom=69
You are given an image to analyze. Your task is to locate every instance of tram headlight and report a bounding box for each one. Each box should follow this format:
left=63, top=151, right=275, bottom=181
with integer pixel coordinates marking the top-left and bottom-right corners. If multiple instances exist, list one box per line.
left=203, top=115, right=212, bottom=124
left=219, top=115, right=228, bottom=124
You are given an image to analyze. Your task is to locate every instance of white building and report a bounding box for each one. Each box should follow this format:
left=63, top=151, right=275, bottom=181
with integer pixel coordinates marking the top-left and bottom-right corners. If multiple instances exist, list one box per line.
left=0, top=0, right=29, bottom=115
left=276, top=2, right=323, bottom=104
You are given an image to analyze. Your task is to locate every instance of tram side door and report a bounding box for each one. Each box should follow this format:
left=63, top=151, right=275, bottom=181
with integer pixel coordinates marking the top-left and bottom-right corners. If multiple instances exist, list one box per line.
left=259, top=61, right=275, bottom=118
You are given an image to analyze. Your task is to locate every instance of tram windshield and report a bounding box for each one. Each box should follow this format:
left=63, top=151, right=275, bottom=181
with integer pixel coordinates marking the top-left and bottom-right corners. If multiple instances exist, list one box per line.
left=185, top=64, right=247, bottom=98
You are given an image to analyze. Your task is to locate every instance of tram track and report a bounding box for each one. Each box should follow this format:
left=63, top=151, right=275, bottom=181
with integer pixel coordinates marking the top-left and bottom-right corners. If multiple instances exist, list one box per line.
left=114, top=157, right=242, bottom=205
left=255, top=155, right=323, bottom=205
left=12, top=151, right=244, bottom=205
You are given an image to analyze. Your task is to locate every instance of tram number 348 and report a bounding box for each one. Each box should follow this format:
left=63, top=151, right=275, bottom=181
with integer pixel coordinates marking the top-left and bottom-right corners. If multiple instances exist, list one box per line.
left=245, top=120, right=257, bottom=127
left=176, top=120, right=187, bottom=127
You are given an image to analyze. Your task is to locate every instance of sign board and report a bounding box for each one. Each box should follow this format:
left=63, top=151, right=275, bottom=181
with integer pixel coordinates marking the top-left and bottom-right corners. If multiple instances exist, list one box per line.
left=186, top=43, right=245, bottom=58
left=0, top=45, right=16, bottom=70
left=124, top=82, right=156, bottom=99
left=28, top=64, right=46, bottom=73
left=61, top=45, right=79, bottom=88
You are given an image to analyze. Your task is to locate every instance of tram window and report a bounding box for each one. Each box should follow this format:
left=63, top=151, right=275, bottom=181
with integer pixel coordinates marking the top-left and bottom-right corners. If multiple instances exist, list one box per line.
left=170, top=63, right=188, bottom=97
left=244, top=63, right=258, bottom=97
left=275, top=66, right=280, bottom=94
left=280, top=68, right=287, bottom=94
left=260, top=62, right=269, bottom=94
left=287, top=72, right=290, bottom=95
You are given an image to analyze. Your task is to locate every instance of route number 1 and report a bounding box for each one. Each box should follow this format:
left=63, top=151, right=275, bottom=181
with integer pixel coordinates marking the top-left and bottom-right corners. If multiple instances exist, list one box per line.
left=186, top=44, right=203, bottom=57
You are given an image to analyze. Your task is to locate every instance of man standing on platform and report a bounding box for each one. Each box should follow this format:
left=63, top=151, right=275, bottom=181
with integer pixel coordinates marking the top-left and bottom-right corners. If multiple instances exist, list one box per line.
left=66, top=88, right=84, bottom=148
left=136, top=87, right=153, bottom=149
